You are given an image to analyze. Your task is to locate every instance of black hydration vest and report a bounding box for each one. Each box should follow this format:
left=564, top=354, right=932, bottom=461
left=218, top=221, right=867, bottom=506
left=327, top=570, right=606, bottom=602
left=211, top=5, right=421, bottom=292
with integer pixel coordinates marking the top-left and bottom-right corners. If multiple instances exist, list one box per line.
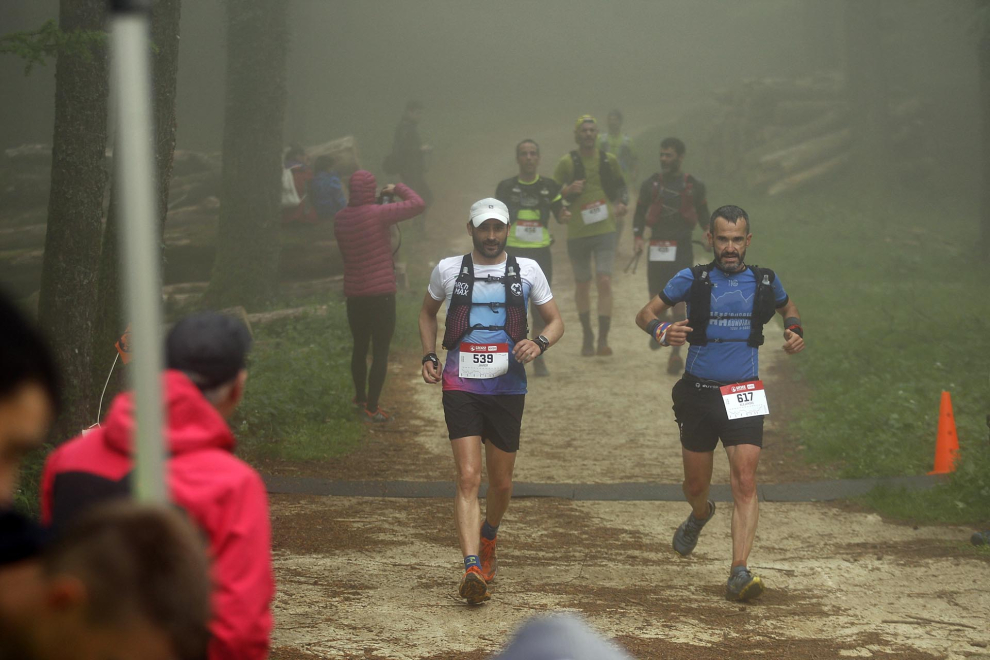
left=567, top=149, right=622, bottom=203
left=686, top=263, right=779, bottom=348
left=505, top=179, right=554, bottom=226
left=441, top=253, right=528, bottom=350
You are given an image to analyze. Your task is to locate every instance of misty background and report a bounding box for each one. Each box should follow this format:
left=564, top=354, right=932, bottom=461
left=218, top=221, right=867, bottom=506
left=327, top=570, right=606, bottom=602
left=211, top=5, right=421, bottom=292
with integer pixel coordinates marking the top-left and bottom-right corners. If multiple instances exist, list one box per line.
left=1, top=1, right=981, bottom=179
left=2, top=0, right=989, bottom=528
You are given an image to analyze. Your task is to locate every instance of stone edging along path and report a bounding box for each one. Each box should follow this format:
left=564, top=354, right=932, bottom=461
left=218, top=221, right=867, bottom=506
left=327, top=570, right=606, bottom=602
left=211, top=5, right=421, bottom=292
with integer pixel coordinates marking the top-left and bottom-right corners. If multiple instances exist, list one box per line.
left=263, top=473, right=942, bottom=503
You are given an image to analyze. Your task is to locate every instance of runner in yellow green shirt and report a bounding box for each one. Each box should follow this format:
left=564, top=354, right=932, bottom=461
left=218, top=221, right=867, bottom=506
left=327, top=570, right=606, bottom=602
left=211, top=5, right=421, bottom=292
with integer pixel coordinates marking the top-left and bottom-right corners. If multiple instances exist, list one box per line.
left=553, top=115, right=629, bottom=356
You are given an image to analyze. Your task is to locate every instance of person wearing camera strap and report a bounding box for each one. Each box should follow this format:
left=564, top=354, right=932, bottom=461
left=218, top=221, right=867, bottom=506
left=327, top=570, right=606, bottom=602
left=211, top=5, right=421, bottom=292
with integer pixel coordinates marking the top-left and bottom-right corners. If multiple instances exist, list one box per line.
left=635, top=205, right=805, bottom=602
left=335, top=170, right=425, bottom=423
left=419, top=198, right=563, bottom=605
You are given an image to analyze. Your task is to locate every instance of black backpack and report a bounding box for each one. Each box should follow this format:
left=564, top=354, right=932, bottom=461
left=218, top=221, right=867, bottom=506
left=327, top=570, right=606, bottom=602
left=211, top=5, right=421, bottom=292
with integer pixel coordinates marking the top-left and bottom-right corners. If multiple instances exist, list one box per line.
left=686, top=263, right=779, bottom=348
left=567, top=150, right=622, bottom=202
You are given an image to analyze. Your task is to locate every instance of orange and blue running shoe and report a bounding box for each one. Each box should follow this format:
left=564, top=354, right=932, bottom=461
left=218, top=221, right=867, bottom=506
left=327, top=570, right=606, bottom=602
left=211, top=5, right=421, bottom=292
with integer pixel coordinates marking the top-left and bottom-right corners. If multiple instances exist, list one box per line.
left=479, top=534, right=498, bottom=583
left=458, top=566, right=490, bottom=604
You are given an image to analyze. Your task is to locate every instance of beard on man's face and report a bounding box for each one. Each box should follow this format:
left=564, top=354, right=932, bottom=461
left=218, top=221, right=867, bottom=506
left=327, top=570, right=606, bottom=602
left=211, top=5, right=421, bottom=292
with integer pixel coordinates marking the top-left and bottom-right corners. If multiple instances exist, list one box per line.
left=714, top=245, right=747, bottom=272
left=473, top=232, right=506, bottom=257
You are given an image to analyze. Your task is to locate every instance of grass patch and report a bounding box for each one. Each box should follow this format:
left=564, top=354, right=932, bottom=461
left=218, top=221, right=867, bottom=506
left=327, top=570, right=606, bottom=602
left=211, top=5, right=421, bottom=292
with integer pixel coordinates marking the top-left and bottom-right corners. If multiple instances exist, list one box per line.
left=234, top=284, right=424, bottom=464
left=699, top=168, right=990, bottom=525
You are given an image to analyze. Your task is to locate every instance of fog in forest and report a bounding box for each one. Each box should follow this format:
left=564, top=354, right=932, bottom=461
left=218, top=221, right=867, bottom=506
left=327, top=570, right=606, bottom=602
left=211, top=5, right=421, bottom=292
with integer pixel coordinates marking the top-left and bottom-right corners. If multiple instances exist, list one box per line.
left=1, top=1, right=982, bottom=175
left=1, top=1, right=988, bottom=454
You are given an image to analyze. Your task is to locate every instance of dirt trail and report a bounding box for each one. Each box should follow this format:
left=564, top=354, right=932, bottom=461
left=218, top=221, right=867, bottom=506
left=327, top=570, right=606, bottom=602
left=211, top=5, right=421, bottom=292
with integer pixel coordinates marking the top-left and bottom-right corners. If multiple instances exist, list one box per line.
left=267, top=117, right=990, bottom=659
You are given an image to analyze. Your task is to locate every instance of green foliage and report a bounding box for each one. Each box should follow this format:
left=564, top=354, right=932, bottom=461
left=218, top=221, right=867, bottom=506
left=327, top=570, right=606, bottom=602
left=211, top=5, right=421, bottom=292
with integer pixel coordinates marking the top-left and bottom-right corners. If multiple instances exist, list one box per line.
left=233, top=304, right=364, bottom=462
left=0, top=19, right=107, bottom=75
left=231, top=283, right=424, bottom=463
left=12, top=445, right=51, bottom=518
left=713, top=170, right=989, bottom=524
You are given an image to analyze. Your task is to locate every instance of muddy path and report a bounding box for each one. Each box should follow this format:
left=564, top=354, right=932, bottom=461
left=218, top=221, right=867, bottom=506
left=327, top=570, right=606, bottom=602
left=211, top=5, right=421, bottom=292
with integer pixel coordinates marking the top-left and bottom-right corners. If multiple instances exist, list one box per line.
left=264, top=116, right=990, bottom=659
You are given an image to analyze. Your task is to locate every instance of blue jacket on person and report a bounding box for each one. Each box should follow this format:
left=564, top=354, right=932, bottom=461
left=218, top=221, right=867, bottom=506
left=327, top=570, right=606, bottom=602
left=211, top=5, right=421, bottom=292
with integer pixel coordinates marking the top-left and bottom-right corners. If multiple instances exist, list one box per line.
left=310, top=170, right=347, bottom=220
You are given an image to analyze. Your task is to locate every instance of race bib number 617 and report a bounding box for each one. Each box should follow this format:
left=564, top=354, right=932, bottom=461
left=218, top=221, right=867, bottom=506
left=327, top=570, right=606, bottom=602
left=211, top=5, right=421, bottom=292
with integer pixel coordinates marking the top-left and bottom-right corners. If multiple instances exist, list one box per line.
left=719, top=380, right=769, bottom=420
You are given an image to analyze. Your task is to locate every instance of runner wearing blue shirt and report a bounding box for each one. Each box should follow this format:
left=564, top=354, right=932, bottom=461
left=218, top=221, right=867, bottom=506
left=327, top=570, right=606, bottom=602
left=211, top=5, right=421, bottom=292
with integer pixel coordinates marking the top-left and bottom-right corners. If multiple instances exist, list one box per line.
left=635, top=204, right=805, bottom=602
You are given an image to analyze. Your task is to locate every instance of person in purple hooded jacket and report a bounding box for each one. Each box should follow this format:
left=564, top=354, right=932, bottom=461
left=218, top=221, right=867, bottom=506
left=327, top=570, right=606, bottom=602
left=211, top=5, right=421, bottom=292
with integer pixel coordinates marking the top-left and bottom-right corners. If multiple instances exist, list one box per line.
left=334, top=170, right=425, bottom=422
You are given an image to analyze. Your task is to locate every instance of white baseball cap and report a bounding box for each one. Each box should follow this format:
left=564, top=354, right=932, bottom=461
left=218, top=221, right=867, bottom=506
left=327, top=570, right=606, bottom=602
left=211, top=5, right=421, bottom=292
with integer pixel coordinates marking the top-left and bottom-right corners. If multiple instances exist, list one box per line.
left=469, top=198, right=510, bottom=227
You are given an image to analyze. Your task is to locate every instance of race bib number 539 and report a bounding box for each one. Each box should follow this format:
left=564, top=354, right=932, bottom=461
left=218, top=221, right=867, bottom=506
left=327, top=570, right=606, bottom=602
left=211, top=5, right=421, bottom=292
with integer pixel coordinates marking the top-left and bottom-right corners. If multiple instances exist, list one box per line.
left=459, top=343, right=509, bottom=379
left=720, top=380, right=769, bottom=420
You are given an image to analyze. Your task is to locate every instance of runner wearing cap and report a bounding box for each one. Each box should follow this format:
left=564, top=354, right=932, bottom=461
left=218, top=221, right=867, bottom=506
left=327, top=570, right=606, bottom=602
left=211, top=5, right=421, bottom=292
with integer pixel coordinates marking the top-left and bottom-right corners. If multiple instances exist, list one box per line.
left=554, top=115, right=628, bottom=356
left=495, top=139, right=571, bottom=377
left=635, top=205, right=805, bottom=602
left=419, top=198, right=564, bottom=605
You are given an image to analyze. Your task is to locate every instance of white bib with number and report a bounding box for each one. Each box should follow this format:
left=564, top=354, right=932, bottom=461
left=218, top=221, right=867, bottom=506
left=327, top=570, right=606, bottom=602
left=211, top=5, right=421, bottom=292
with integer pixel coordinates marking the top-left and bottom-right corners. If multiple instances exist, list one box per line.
left=459, top=343, right=509, bottom=379
left=514, top=220, right=545, bottom=243
left=720, top=380, right=770, bottom=420
left=649, top=240, right=677, bottom=262
left=580, top=199, right=609, bottom=225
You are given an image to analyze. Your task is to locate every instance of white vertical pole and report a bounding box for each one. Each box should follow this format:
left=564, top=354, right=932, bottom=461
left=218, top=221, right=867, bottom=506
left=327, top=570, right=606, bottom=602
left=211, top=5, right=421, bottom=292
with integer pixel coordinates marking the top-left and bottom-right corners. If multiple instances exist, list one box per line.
left=109, top=0, right=166, bottom=503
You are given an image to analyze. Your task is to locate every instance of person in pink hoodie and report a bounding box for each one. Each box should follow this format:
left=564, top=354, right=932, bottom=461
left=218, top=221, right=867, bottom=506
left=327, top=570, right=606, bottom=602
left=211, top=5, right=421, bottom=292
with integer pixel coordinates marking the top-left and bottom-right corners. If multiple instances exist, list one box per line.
left=41, top=312, right=274, bottom=660
left=334, top=170, right=425, bottom=422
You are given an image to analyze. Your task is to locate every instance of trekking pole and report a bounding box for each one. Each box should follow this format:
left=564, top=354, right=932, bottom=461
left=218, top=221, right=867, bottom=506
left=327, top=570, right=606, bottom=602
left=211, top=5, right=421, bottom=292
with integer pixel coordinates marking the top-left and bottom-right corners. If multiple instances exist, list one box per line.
left=624, top=250, right=641, bottom=274
left=108, top=0, right=166, bottom=503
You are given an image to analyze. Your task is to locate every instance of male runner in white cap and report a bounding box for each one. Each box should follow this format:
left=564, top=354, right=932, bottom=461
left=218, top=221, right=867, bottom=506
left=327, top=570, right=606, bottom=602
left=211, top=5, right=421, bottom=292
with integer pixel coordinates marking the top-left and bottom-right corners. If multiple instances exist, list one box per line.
left=419, top=198, right=564, bottom=605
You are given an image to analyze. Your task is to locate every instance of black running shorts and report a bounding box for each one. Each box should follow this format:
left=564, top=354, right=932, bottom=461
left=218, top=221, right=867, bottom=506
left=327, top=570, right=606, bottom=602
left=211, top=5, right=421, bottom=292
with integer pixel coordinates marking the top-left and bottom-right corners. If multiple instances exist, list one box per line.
left=646, top=242, right=693, bottom=299
left=671, top=378, right=764, bottom=453
left=442, top=391, right=525, bottom=453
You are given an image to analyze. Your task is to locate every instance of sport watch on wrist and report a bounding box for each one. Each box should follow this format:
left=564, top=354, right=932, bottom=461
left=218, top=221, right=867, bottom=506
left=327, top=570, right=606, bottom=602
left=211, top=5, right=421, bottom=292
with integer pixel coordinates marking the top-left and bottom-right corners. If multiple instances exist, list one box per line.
left=422, top=353, right=440, bottom=367
left=534, top=335, right=550, bottom=354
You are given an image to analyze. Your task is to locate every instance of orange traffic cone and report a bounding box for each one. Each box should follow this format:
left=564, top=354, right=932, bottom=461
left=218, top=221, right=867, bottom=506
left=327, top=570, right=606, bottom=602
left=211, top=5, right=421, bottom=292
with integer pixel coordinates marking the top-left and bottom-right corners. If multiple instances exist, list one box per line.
left=929, top=391, right=959, bottom=475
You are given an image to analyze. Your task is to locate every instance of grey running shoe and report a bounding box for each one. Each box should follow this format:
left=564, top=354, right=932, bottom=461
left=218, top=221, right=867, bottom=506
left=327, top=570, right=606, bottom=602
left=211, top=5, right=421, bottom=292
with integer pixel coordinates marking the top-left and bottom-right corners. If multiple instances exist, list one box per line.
left=672, top=500, right=715, bottom=556
left=726, top=565, right=764, bottom=601
left=972, top=530, right=990, bottom=546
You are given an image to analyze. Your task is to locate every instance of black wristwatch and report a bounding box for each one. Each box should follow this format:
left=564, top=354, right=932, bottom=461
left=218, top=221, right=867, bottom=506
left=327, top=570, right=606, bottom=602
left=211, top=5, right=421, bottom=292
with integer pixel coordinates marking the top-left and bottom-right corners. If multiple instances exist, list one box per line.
left=533, top=335, right=550, bottom=354
left=422, top=353, right=439, bottom=367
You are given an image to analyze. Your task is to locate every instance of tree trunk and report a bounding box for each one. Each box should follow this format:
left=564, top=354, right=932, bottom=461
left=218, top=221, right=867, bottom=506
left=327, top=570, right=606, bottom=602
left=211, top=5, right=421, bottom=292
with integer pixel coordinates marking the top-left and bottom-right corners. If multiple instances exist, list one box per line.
left=980, top=20, right=990, bottom=258
left=37, top=0, right=109, bottom=441
left=206, top=0, right=289, bottom=310
left=844, top=0, right=888, bottom=168
left=91, top=0, right=182, bottom=410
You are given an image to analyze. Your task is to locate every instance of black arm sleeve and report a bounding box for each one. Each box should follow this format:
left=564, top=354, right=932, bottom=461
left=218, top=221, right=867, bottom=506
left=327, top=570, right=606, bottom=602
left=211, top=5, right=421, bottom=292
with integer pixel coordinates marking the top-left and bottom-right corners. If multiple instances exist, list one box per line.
left=693, top=179, right=710, bottom=233
left=613, top=159, right=629, bottom=206
left=632, top=177, right=653, bottom=237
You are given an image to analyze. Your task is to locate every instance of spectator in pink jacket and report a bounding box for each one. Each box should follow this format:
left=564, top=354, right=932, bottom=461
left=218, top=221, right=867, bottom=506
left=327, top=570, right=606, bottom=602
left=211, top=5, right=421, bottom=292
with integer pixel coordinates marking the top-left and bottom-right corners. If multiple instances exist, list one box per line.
left=334, top=170, right=425, bottom=422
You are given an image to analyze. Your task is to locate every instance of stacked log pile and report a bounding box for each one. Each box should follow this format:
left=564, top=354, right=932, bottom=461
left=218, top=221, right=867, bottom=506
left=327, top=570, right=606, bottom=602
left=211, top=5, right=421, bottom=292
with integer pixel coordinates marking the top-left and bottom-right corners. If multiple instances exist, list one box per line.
left=701, top=73, right=932, bottom=195
left=0, top=138, right=360, bottom=298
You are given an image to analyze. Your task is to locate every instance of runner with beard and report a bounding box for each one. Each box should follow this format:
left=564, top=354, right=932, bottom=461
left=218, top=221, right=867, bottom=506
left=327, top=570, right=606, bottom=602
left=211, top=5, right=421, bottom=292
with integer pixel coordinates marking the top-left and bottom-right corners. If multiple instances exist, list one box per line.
left=419, top=198, right=564, bottom=605
left=635, top=205, right=805, bottom=602
left=554, top=115, right=628, bottom=357
left=632, top=137, right=709, bottom=374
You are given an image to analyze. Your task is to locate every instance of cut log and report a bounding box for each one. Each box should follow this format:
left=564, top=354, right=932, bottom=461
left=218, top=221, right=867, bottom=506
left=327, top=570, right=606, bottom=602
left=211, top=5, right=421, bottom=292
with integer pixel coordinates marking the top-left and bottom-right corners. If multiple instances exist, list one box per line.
left=743, top=109, right=848, bottom=164
left=771, top=100, right=847, bottom=126
left=308, top=136, right=360, bottom=177
left=767, top=152, right=850, bottom=196
left=758, top=128, right=852, bottom=173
